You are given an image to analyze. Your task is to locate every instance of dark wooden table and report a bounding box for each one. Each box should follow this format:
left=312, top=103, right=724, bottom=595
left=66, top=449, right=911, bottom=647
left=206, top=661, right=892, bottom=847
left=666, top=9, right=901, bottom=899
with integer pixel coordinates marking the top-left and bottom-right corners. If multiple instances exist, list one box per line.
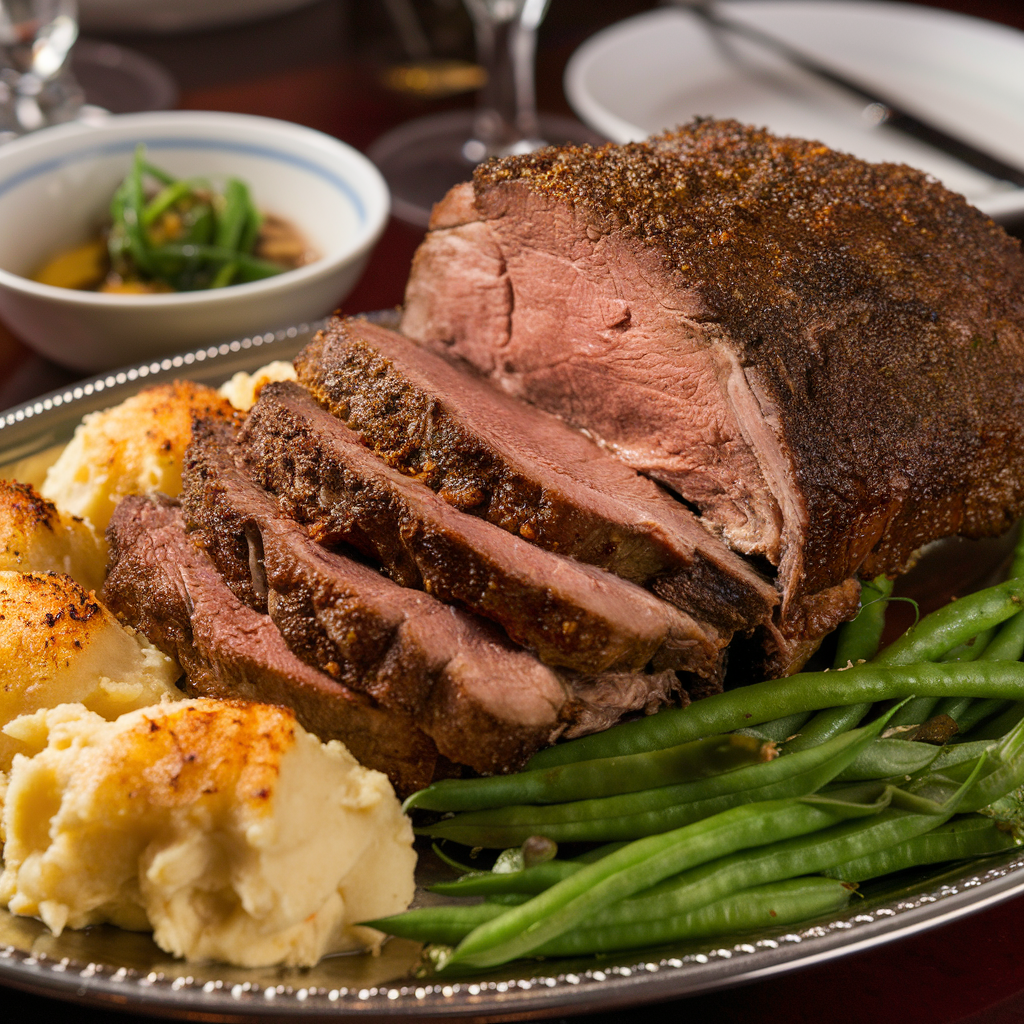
left=3, top=1, right=1024, bottom=1020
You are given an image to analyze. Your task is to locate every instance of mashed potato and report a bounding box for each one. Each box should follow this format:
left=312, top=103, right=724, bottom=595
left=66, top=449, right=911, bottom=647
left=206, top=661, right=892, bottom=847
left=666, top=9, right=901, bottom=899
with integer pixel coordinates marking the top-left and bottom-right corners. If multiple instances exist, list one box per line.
left=41, top=382, right=236, bottom=532
left=0, top=571, right=180, bottom=775
left=218, top=360, right=297, bottom=411
left=0, top=699, right=416, bottom=967
left=0, top=480, right=105, bottom=592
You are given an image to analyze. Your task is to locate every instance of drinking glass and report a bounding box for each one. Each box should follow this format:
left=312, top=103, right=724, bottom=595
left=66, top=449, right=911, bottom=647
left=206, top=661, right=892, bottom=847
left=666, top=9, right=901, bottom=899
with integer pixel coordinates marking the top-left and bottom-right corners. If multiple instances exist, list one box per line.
left=369, top=0, right=601, bottom=228
left=0, top=0, right=83, bottom=142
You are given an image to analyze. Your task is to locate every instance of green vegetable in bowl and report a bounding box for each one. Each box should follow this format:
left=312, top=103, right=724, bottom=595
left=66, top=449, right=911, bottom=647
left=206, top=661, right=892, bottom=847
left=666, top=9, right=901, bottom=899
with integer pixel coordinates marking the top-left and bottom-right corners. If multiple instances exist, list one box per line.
left=33, top=145, right=311, bottom=293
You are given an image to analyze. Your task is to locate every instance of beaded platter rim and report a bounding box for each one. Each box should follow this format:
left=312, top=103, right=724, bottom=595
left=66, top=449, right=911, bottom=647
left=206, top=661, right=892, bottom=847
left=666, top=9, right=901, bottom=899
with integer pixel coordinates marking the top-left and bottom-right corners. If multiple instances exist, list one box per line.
left=0, top=321, right=1022, bottom=1020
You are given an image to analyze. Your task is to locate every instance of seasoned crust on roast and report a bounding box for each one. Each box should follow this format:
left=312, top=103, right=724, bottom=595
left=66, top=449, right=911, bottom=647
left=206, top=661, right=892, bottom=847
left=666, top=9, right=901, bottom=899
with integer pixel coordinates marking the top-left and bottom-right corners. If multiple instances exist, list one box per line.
left=472, top=118, right=1024, bottom=590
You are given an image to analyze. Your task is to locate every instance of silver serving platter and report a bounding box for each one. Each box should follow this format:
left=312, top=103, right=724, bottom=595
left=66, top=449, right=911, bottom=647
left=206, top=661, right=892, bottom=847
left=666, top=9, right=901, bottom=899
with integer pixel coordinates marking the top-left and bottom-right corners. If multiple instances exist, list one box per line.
left=0, top=323, right=1023, bottom=1020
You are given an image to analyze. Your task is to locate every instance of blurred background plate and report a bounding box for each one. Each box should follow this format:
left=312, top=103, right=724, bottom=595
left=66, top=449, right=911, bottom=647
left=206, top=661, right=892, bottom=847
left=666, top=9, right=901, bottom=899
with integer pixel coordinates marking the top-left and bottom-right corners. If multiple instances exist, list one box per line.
left=78, top=0, right=320, bottom=35
left=69, top=39, right=178, bottom=113
left=565, top=0, right=1024, bottom=223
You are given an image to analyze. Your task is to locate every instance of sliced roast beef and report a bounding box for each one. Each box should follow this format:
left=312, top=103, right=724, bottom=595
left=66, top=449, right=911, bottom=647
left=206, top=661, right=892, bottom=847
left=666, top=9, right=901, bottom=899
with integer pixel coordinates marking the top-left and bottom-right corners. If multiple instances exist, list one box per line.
left=401, top=119, right=1024, bottom=668
left=182, top=420, right=684, bottom=771
left=293, top=316, right=777, bottom=638
left=103, top=496, right=440, bottom=794
left=238, top=381, right=724, bottom=678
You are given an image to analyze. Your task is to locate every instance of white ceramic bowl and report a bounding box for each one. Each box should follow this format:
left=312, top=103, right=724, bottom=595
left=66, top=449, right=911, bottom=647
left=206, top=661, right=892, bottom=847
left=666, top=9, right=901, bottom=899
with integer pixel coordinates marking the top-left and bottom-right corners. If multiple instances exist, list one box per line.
left=0, top=111, right=389, bottom=371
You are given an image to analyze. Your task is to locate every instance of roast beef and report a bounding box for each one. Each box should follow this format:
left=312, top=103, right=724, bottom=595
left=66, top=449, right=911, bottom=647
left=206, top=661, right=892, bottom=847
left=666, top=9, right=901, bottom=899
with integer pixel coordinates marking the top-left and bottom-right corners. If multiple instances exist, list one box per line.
left=294, top=316, right=777, bottom=638
left=238, top=381, right=724, bottom=678
left=401, top=119, right=1024, bottom=667
left=181, top=420, right=682, bottom=772
left=103, top=496, right=441, bottom=795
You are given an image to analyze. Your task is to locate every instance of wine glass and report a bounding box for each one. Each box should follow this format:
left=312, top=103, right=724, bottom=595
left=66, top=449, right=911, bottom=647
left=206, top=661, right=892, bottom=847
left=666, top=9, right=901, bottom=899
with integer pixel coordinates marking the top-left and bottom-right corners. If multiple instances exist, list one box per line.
left=0, top=0, right=83, bottom=143
left=369, top=0, right=602, bottom=228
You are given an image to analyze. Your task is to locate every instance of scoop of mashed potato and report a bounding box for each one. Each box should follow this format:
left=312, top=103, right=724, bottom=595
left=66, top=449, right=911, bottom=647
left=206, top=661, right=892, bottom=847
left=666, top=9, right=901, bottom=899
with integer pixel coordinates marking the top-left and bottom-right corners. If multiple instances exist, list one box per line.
left=41, top=382, right=236, bottom=532
left=0, top=571, right=180, bottom=774
left=0, top=699, right=416, bottom=967
left=218, top=360, right=297, bottom=411
left=0, top=480, right=106, bottom=592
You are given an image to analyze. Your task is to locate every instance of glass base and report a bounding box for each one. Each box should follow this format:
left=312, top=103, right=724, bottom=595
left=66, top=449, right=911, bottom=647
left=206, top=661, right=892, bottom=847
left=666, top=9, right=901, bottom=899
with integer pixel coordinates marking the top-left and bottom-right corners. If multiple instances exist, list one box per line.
left=367, top=109, right=605, bottom=228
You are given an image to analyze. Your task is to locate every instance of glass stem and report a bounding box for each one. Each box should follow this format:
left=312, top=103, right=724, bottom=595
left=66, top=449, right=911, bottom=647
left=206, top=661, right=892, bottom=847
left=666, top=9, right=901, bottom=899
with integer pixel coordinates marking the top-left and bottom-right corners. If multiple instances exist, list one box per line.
left=467, top=0, right=522, bottom=155
left=465, top=0, right=550, bottom=157
left=513, top=0, right=550, bottom=143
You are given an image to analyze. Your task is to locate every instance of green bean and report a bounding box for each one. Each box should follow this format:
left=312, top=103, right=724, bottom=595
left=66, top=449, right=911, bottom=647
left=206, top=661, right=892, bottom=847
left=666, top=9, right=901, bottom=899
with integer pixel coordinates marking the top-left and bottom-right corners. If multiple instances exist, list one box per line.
left=206, top=178, right=249, bottom=289
left=431, top=860, right=582, bottom=897
left=572, top=841, right=629, bottom=863
left=530, top=660, right=1024, bottom=768
left=886, top=697, right=940, bottom=729
left=120, top=145, right=156, bottom=276
left=215, top=178, right=249, bottom=250
left=210, top=261, right=238, bottom=288
left=953, top=602, right=1024, bottom=731
left=833, top=738, right=940, bottom=782
left=531, top=878, right=853, bottom=957
left=431, top=843, right=627, bottom=898
left=103, top=149, right=286, bottom=291
left=949, top=714, right=1024, bottom=812
left=238, top=190, right=262, bottom=254
left=552, top=808, right=935, bottom=946
left=443, top=791, right=889, bottom=968
left=107, top=181, right=129, bottom=263
left=938, top=594, right=1024, bottom=729
left=142, top=179, right=194, bottom=227
left=853, top=578, right=1021, bottom=735
left=872, top=579, right=1024, bottom=666
left=836, top=576, right=895, bottom=667
left=966, top=701, right=1024, bottom=742
left=141, top=160, right=176, bottom=186
left=930, top=741, right=995, bottom=773
left=405, top=733, right=775, bottom=813
left=934, top=695, right=974, bottom=724
left=1009, top=525, right=1024, bottom=581
left=955, top=699, right=1011, bottom=735
left=939, top=626, right=996, bottom=663
left=784, top=703, right=871, bottom=753
left=979, top=610, right=1024, bottom=662
left=368, top=903, right=505, bottom=945
left=823, top=815, right=1018, bottom=882
left=421, top=708, right=898, bottom=846
left=735, top=711, right=811, bottom=743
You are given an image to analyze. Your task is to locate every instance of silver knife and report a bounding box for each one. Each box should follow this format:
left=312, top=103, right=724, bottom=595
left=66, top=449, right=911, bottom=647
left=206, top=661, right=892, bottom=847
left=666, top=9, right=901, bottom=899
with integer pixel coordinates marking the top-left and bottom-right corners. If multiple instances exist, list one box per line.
left=679, top=1, right=1024, bottom=188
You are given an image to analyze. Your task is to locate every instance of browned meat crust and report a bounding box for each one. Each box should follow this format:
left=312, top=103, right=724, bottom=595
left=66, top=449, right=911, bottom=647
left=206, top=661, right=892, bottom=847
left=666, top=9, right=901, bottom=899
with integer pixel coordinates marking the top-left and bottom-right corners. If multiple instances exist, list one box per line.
left=295, top=316, right=777, bottom=637
left=239, top=381, right=724, bottom=677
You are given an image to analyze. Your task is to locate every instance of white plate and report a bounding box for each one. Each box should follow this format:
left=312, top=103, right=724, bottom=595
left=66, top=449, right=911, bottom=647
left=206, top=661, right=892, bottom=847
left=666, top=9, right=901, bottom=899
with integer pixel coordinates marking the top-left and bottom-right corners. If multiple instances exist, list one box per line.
left=565, top=1, right=1024, bottom=222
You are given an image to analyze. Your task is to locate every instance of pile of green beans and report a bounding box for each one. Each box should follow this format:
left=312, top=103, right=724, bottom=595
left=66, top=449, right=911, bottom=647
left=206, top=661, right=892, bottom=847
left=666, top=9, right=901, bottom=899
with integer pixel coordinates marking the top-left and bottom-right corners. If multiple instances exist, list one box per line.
left=373, top=534, right=1024, bottom=970
left=107, top=145, right=286, bottom=291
